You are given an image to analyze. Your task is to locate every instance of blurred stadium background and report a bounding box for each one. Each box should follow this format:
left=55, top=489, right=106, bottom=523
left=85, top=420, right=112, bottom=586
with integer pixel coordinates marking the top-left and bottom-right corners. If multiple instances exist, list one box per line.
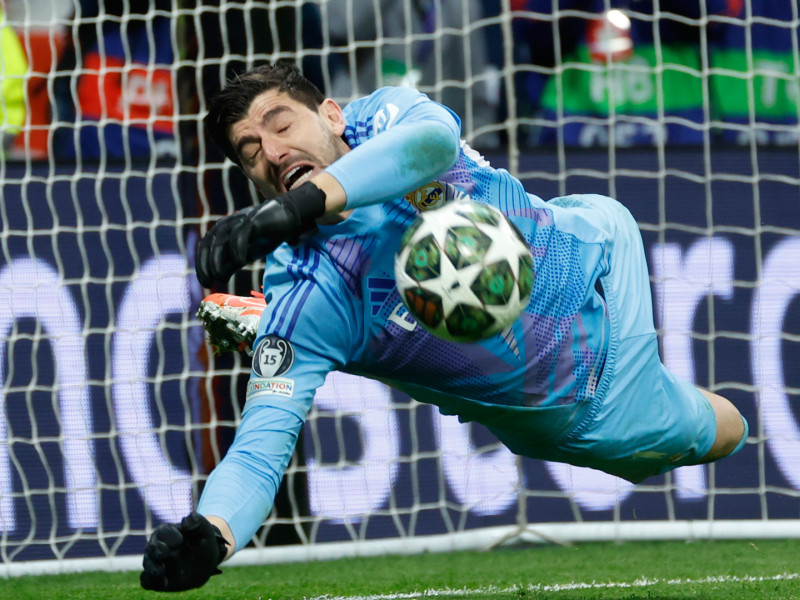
left=2, top=0, right=800, bottom=577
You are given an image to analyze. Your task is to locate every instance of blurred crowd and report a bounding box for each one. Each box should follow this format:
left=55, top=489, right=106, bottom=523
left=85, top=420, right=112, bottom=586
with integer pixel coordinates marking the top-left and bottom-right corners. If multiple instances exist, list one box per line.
left=1, top=0, right=798, bottom=162
left=511, top=0, right=800, bottom=148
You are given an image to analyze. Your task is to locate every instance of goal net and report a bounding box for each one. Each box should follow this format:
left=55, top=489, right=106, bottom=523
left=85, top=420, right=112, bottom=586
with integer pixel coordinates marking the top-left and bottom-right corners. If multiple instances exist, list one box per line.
left=2, top=0, right=800, bottom=575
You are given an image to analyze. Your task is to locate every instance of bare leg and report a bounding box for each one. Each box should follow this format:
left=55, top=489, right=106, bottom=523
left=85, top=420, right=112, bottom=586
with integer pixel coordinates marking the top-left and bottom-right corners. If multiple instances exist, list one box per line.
left=697, top=388, right=745, bottom=462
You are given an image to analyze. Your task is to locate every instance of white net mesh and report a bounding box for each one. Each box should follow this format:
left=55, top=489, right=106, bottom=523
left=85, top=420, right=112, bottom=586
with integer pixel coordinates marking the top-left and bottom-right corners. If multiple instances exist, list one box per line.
left=2, top=0, right=800, bottom=573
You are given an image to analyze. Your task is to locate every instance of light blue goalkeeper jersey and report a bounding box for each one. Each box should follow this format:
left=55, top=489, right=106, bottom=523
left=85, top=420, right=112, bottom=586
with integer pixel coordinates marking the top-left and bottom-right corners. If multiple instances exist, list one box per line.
left=198, top=87, right=614, bottom=549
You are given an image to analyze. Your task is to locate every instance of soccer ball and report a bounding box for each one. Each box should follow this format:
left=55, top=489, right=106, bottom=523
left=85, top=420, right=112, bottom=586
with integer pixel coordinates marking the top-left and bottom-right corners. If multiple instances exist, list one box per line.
left=394, top=198, right=534, bottom=342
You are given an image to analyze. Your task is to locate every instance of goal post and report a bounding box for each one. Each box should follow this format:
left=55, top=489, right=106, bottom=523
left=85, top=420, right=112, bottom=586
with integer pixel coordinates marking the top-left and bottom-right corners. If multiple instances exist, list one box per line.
left=2, top=0, right=800, bottom=576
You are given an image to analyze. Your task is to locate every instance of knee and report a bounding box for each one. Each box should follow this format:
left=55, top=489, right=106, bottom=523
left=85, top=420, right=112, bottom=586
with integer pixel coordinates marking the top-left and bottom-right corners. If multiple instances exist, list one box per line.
left=698, top=388, right=746, bottom=461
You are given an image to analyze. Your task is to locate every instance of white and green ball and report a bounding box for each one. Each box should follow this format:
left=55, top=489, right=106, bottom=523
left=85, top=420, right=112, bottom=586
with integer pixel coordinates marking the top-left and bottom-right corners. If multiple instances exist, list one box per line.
left=394, top=198, right=534, bottom=342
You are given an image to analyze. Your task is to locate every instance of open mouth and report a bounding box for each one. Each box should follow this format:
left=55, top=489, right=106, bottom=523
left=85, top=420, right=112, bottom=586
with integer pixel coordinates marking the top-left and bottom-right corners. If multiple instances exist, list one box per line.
left=282, top=165, right=315, bottom=191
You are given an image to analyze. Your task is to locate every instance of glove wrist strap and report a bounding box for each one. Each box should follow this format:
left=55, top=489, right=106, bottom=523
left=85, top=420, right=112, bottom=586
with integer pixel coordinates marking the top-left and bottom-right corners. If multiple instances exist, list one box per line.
left=210, top=524, right=230, bottom=566
left=287, top=181, right=327, bottom=229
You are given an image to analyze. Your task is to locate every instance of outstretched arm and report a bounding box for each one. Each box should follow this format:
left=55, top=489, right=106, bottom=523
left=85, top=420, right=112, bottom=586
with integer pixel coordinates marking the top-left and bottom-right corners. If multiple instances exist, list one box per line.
left=251, top=87, right=463, bottom=222
left=139, top=404, right=305, bottom=592
left=322, top=88, right=462, bottom=212
left=196, top=87, right=461, bottom=287
left=196, top=402, right=306, bottom=552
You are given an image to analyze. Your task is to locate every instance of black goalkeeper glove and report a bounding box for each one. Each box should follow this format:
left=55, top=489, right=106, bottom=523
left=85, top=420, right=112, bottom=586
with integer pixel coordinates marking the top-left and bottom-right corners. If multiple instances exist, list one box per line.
left=140, top=512, right=229, bottom=592
left=231, top=181, right=327, bottom=265
left=196, top=204, right=259, bottom=288
left=195, top=182, right=326, bottom=287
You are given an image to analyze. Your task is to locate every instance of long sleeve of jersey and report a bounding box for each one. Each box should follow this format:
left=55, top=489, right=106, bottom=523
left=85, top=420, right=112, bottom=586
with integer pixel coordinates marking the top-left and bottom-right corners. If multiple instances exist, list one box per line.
left=197, top=243, right=360, bottom=551
left=196, top=403, right=304, bottom=547
left=325, top=87, right=462, bottom=210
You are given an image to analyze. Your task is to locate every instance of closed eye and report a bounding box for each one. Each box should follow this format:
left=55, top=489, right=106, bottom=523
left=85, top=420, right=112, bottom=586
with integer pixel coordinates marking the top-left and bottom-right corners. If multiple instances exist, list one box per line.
left=240, top=144, right=260, bottom=164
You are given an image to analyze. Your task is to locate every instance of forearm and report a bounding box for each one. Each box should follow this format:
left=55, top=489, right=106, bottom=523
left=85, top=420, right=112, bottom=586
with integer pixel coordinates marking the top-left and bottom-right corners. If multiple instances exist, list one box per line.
left=310, top=171, right=347, bottom=215
left=324, top=118, right=460, bottom=211
left=197, top=404, right=304, bottom=555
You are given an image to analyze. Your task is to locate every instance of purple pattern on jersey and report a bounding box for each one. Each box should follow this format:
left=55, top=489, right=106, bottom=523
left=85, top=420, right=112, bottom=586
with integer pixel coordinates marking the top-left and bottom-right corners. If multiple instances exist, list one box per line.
left=343, top=120, right=373, bottom=147
left=367, top=177, right=605, bottom=407
left=335, top=87, right=608, bottom=407
left=362, top=295, right=520, bottom=405
left=437, top=142, right=489, bottom=195
left=506, top=206, right=555, bottom=227
left=360, top=293, right=593, bottom=407
left=325, top=235, right=372, bottom=297
left=520, top=312, right=575, bottom=401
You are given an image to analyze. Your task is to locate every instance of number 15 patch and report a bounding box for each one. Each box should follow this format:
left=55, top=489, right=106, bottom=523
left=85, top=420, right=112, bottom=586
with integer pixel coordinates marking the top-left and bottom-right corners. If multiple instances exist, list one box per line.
left=252, top=335, right=295, bottom=378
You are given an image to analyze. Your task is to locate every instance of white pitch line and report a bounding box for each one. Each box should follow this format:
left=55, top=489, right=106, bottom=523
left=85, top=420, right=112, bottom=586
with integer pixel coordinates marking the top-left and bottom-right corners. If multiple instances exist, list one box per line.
left=307, top=572, right=800, bottom=600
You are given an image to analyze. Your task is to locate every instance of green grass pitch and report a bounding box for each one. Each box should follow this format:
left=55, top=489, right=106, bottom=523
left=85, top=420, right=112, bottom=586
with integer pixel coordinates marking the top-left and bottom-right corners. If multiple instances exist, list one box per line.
left=4, top=539, right=800, bottom=599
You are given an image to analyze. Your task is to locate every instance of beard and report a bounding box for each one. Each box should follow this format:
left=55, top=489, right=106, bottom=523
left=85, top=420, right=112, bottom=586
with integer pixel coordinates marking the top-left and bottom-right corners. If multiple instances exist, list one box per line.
left=265, top=128, right=349, bottom=196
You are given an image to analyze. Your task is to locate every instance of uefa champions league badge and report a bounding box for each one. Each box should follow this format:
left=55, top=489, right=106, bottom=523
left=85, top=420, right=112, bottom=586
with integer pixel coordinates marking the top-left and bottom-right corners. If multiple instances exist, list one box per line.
left=252, top=335, right=295, bottom=378
left=405, top=181, right=463, bottom=211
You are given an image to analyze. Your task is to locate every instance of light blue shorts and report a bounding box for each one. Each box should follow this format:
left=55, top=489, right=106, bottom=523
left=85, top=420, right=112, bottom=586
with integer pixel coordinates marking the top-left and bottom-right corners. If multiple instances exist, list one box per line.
left=545, top=195, right=744, bottom=483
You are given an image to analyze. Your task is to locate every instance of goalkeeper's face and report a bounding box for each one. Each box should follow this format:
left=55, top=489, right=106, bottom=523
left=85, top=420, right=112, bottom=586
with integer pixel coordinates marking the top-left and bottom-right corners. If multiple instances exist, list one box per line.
left=230, top=89, right=350, bottom=197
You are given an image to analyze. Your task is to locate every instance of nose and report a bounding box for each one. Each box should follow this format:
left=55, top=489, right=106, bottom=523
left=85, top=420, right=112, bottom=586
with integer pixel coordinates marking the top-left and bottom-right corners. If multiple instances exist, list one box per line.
left=261, top=135, right=290, bottom=164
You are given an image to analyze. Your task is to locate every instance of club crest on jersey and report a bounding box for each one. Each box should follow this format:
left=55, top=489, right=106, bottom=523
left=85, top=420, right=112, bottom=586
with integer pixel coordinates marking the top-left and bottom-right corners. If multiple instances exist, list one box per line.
left=253, top=335, right=295, bottom=378
left=405, top=181, right=464, bottom=211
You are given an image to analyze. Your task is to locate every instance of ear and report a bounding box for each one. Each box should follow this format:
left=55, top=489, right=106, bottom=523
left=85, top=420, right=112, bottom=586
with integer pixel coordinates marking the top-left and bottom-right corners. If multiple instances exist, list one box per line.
left=319, top=98, right=346, bottom=136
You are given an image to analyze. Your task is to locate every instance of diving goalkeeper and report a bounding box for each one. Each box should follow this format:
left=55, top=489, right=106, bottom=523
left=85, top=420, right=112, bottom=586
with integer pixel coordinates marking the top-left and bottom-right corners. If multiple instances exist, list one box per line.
left=140, top=62, right=748, bottom=592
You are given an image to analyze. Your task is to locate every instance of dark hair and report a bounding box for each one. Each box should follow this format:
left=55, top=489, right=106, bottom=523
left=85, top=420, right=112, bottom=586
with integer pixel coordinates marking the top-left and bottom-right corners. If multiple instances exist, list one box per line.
left=204, top=62, right=325, bottom=166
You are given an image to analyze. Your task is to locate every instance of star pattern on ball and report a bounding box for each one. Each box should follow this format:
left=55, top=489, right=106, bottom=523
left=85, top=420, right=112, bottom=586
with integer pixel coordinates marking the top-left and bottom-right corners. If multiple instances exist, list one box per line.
left=394, top=197, right=534, bottom=342
left=418, top=251, right=484, bottom=316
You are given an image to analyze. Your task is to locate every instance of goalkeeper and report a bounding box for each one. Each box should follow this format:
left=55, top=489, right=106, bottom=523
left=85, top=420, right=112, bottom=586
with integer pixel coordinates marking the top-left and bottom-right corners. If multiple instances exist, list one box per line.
left=140, top=62, right=747, bottom=591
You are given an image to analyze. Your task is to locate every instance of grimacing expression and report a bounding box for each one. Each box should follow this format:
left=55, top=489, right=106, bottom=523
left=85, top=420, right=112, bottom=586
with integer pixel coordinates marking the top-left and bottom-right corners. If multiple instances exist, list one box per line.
left=229, top=89, right=349, bottom=197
